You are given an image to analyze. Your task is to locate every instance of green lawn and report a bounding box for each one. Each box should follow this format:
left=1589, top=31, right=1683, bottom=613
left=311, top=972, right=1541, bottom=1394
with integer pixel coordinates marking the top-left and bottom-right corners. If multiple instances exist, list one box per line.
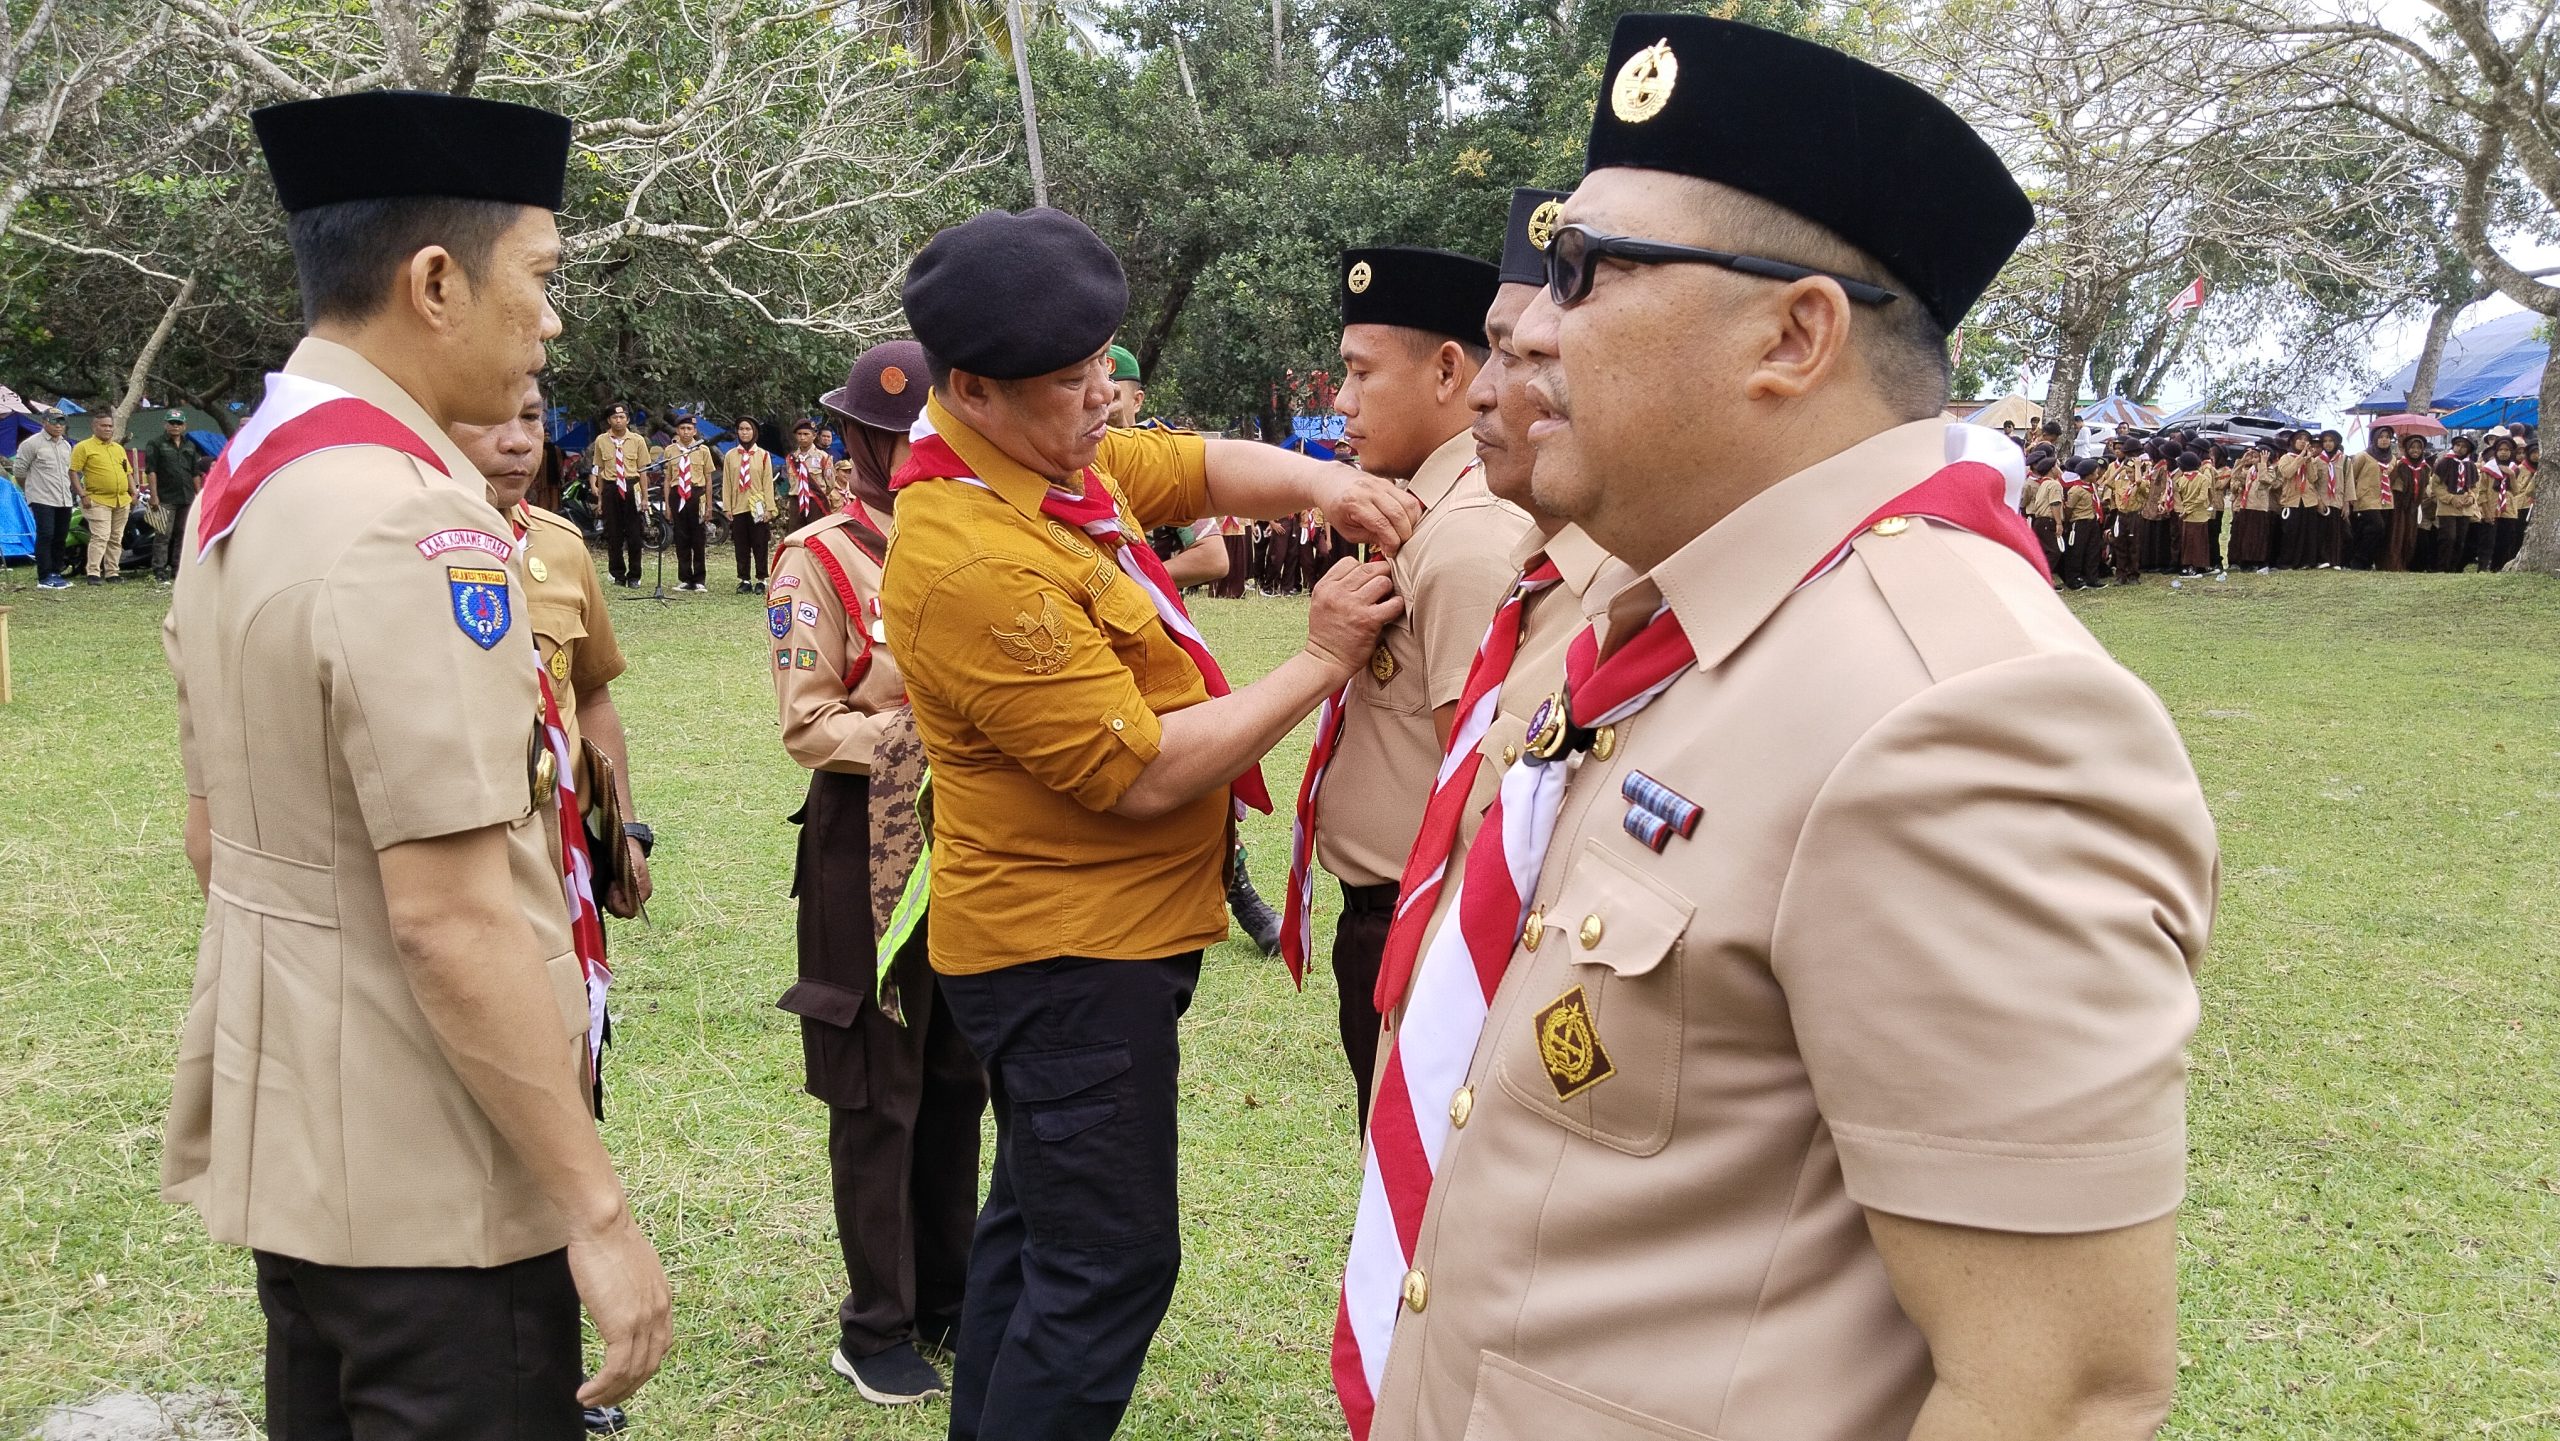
left=2, top=564, right=2556, bottom=1438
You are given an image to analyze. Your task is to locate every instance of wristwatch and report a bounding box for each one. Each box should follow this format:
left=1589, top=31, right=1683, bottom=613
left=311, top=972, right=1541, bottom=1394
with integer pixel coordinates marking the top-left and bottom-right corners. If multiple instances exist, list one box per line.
left=622, top=821, right=655, bottom=858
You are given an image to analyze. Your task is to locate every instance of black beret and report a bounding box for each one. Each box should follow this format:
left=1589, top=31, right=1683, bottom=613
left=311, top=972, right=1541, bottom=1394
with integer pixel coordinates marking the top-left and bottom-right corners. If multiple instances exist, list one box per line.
left=252, top=91, right=571, bottom=214
left=1340, top=247, right=1501, bottom=345
left=1502, top=188, right=1571, bottom=288
left=902, top=208, right=1128, bottom=381
left=1583, top=16, right=2031, bottom=331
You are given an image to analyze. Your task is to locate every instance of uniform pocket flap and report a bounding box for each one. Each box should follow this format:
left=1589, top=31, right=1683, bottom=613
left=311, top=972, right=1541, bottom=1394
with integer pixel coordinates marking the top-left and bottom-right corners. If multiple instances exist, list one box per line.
left=777, top=978, right=866, bottom=1029
left=1091, top=577, right=1157, bottom=636
left=528, top=599, right=589, bottom=646
left=1028, top=1096, right=1120, bottom=1142
left=207, top=832, right=339, bottom=928
left=1542, top=842, right=1692, bottom=979
left=1007, top=1041, right=1132, bottom=1103
left=1463, top=1352, right=1724, bottom=1441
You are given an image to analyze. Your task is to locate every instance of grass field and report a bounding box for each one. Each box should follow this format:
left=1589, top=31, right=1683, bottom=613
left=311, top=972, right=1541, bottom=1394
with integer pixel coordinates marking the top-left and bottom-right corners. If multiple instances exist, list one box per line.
left=3, top=561, right=2557, bottom=1439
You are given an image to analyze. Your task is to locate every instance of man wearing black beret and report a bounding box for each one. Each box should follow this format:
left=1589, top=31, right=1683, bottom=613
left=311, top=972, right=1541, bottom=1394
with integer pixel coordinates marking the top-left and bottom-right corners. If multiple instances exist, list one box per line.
left=163, top=90, right=671, bottom=1435
left=1351, top=17, right=2215, bottom=1441
left=1280, top=243, right=1529, bottom=1128
left=879, top=204, right=1423, bottom=1441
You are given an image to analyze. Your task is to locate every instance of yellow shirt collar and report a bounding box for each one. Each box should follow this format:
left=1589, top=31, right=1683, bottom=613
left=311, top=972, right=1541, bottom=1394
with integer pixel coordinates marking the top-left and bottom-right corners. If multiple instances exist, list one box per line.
left=924, top=391, right=1068, bottom=525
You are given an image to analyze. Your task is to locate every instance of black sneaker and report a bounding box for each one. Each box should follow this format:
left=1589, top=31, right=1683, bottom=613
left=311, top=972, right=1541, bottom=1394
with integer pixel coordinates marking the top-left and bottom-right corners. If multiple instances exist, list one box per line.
left=1227, top=850, right=1282, bottom=957
left=581, top=1403, right=629, bottom=1434
left=832, top=1341, right=945, bottom=1406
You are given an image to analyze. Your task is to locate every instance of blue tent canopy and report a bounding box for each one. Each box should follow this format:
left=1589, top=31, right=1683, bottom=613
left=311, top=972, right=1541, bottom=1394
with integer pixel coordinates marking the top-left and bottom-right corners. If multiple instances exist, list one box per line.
left=2080, top=394, right=2162, bottom=427
left=187, top=429, right=226, bottom=458
left=0, top=411, right=44, bottom=459
left=2439, top=395, right=2541, bottom=430
left=2357, top=311, right=2547, bottom=412
left=0, top=477, right=33, bottom=560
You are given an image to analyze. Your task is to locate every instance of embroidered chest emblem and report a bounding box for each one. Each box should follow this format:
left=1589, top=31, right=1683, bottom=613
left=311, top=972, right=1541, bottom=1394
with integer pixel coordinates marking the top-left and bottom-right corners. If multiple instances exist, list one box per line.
left=992, top=594, right=1073, bottom=675
left=1534, top=985, right=1616, bottom=1101
left=447, top=567, right=512, bottom=650
left=1047, top=521, right=1096, bottom=558
left=1369, top=642, right=1398, bottom=684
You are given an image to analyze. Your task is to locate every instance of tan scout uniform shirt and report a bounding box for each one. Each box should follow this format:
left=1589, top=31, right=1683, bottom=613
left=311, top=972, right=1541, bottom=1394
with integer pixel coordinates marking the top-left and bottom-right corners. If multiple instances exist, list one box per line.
left=772, top=508, right=906, bottom=773
left=588, top=431, right=650, bottom=501
left=2062, top=477, right=2100, bottom=523
left=1372, top=419, right=2218, bottom=1441
left=725, top=443, right=775, bottom=521
left=517, top=503, right=625, bottom=776
left=658, top=441, right=714, bottom=509
left=1314, top=428, right=1532, bottom=887
left=2429, top=468, right=2482, bottom=521
left=2024, top=474, right=2063, bottom=523
left=162, top=338, right=585, bottom=1269
left=2172, top=468, right=2213, bottom=522
left=2346, top=452, right=2391, bottom=512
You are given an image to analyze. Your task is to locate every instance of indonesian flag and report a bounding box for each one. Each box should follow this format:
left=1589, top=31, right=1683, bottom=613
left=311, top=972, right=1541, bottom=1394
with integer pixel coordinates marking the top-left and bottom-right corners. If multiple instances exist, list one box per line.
left=2168, top=276, right=2208, bottom=315
left=196, top=372, right=448, bottom=560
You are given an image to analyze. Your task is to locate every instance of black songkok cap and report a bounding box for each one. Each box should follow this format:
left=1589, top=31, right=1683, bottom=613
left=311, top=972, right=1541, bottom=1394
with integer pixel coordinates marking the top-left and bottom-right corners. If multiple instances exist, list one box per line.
left=252, top=91, right=572, bottom=214
left=903, top=208, right=1129, bottom=381
left=1340, top=247, right=1501, bottom=345
left=1582, top=16, right=2031, bottom=331
left=1502, top=189, right=1571, bottom=288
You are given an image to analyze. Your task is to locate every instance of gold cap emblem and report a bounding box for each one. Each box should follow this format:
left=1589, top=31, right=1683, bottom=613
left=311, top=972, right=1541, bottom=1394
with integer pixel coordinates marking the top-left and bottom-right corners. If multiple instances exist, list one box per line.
left=1612, top=39, right=1678, bottom=124
left=1347, top=260, right=1374, bottom=295
left=1527, top=199, right=1564, bottom=252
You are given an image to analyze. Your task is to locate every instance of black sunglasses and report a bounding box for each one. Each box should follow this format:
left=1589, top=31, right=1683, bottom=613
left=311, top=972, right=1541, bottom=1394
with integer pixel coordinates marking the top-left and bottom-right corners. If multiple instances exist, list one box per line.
left=1543, top=223, right=1900, bottom=309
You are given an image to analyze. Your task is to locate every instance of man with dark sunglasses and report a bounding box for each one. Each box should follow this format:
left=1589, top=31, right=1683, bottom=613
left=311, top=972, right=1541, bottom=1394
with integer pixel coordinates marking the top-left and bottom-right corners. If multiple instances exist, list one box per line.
left=1349, top=17, right=2216, bottom=1441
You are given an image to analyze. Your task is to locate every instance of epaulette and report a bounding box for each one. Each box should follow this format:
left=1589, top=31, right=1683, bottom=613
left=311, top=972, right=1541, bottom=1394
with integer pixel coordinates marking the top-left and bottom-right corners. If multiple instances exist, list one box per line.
left=523, top=502, right=584, bottom=539
left=780, top=511, right=856, bottom=550
left=1850, top=521, right=2039, bottom=684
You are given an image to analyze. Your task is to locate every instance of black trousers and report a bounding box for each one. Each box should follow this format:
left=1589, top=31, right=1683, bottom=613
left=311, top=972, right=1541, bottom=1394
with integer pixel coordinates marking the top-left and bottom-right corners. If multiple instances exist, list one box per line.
left=601, top=486, right=644, bottom=584
left=31, top=502, right=72, bottom=579
left=2351, top=510, right=2391, bottom=569
left=254, top=1248, right=582, bottom=1440
left=2110, top=514, right=2142, bottom=583
left=670, top=497, right=705, bottom=586
left=2029, top=516, right=2061, bottom=579
left=1334, top=881, right=1395, bottom=1128
left=733, top=515, right=771, bottom=582
left=2061, top=518, right=2103, bottom=586
left=2434, top=517, right=2474, bottom=571
left=2495, top=513, right=2529, bottom=570
left=937, top=954, right=1199, bottom=1441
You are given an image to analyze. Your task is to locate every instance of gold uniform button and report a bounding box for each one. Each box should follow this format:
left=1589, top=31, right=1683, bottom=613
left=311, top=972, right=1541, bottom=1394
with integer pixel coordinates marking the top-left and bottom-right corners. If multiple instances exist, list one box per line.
left=1109, top=717, right=1126, bottom=732
left=1449, top=1086, right=1473, bottom=1128
left=533, top=747, right=557, bottom=797
left=1500, top=743, right=1519, bottom=766
left=1579, top=914, right=1605, bottom=949
left=1521, top=907, right=1545, bottom=952
left=1590, top=725, right=1618, bottom=762
left=1870, top=515, right=1912, bottom=537
left=1401, top=1268, right=1429, bottom=1313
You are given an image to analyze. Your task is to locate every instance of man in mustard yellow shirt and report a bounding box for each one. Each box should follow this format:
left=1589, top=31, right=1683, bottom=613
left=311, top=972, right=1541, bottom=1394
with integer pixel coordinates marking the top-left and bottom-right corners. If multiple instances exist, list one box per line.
left=70, top=411, right=137, bottom=582
left=883, top=206, right=1417, bottom=1441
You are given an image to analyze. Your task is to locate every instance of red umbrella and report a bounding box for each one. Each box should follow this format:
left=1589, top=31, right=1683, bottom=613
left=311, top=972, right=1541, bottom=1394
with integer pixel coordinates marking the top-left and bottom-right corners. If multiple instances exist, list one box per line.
left=2370, top=411, right=2446, bottom=435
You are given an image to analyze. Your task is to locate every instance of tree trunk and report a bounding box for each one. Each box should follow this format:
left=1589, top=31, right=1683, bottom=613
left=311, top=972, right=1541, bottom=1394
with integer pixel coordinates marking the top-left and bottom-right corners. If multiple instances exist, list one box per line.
left=110, top=274, right=195, bottom=437
left=2040, top=327, right=2095, bottom=448
left=2404, top=286, right=2482, bottom=411
left=2132, top=311, right=2200, bottom=404
left=2506, top=358, right=2560, bottom=574
left=1271, top=0, right=1284, bottom=75
left=1005, top=0, right=1048, bottom=207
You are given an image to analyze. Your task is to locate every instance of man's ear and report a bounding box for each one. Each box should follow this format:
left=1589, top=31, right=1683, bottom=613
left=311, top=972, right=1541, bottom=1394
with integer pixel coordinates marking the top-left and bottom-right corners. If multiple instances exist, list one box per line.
left=402, top=244, right=467, bottom=335
left=1435, top=340, right=1469, bottom=403
left=1740, top=277, right=1855, bottom=403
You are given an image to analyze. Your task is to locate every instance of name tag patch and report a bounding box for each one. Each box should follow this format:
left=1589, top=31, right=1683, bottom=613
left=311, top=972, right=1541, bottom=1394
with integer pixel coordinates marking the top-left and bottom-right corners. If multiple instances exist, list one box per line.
left=448, top=567, right=512, bottom=650
left=417, top=528, right=514, bottom=562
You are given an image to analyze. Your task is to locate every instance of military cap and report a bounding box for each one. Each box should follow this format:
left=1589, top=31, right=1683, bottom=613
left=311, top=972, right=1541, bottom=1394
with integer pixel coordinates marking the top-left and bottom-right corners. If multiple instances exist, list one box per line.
left=821, top=339, right=931, bottom=433
left=1109, top=344, right=1142, bottom=382
left=251, top=91, right=572, bottom=214
left=1582, top=16, right=2031, bottom=331
left=165, top=409, right=186, bottom=422
left=1502, top=189, right=1572, bottom=288
left=1340, top=247, right=1501, bottom=345
left=902, top=208, right=1128, bottom=381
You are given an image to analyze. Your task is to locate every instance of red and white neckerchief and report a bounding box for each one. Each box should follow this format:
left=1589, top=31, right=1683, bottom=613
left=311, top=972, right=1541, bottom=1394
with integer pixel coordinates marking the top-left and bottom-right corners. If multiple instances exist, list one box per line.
left=789, top=450, right=820, bottom=501
left=1331, top=440, right=2046, bottom=1436
left=1366, top=556, right=1564, bottom=1014
left=610, top=437, right=631, bottom=495
left=672, top=447, right=695, bottom=501
left=2320, top=453, right=2343, bottom=505
left=2486, top=462, right=2513, bottom=515
left=514, top=514, right=613, bottom=1092
left=1278, top=461, right=1480, bottom=983
left=888, top=406, right=1272, bottom=818
left=194, top=371, right=446, bottom=560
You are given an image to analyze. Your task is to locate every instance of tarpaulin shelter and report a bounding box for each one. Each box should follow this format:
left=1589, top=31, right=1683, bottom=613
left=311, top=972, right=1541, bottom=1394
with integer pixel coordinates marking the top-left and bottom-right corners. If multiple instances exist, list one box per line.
left=2080, top=394, right=2163, bottom=428
left=2356, top=311, right=2549, bottom=413
left=2439, top=395, right=2540, bottom=431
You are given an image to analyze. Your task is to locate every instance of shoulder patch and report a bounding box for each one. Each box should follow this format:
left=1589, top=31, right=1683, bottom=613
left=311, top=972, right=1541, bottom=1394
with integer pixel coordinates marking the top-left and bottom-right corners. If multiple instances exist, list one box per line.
left=770, top=574, right=802, bottom=592
left=448, top=566, right=513, bottom=649
left=417, top=528, right=514, bottom=562
left=768, top=602, right=793, bottom=640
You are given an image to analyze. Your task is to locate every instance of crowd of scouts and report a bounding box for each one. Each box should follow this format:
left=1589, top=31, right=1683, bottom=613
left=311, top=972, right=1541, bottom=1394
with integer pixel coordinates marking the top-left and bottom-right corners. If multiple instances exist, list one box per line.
left=2017, top=420, right=2541, bottom=588
left=156, top=21, right=2240, bottom=1441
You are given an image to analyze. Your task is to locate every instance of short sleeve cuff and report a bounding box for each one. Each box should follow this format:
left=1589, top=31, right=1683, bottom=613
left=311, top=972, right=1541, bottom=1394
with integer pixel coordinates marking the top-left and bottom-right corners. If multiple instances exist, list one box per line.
left=1832, top=1118, right=2187, bottom=1235
left=1068, top=703, right=1163, bottom=811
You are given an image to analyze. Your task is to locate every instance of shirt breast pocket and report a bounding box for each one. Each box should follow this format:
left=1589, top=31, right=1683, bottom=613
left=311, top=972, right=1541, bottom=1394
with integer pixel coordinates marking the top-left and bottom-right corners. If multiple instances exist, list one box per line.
left=530, top=600, right=587, bottom=663
left=1494, top=839, right=1692, bottom=1157
left=1358, top=622, right=1426, bottom=719
left=1089, top=573, right=1157, bottom=690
